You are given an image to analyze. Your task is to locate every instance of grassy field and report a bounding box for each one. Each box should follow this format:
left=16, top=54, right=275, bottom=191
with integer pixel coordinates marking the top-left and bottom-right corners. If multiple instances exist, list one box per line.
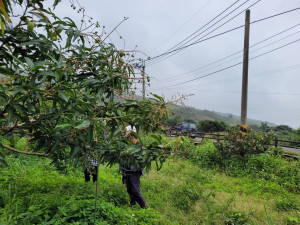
left=0, top=138, right=299, bottom=224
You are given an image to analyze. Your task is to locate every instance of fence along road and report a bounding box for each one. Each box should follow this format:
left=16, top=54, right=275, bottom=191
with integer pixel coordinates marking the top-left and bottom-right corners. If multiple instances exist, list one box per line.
left=168, top=129, right=300, bottom=158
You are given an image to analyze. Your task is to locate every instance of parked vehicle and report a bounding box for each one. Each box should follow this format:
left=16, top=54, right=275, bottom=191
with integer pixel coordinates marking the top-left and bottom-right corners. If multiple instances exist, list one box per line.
left=173, top=122, right=198, bottom=133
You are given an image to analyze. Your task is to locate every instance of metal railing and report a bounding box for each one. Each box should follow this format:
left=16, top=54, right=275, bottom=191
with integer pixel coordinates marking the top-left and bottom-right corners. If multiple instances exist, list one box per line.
left=167, top=129, right=300, bottom=150
left=274, top=137, right=300, bottom=149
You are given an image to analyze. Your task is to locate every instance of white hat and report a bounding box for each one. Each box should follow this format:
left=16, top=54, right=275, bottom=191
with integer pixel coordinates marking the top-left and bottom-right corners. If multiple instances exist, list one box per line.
left=126, top=125, right=137, bottom=133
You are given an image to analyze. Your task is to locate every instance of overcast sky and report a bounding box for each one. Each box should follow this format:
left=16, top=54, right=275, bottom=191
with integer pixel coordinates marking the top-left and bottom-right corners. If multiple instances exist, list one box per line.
left=49, top=0, right=300, bottom=128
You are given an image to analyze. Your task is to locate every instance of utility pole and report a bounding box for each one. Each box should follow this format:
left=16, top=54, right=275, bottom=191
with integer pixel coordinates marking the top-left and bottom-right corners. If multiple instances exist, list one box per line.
left=133, top=60, right=146, bottom=100
left=241, top=9, right=250, bottom=135
left=142, top=59, right=146, bottom=100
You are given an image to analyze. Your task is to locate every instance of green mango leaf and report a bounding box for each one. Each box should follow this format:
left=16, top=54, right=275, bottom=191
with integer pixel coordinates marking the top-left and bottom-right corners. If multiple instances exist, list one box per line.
left=70, top=146, right=81, bottom=159
left=0, top=158, right=8, bottom=167
left=55, top=123, right=71, bottom=129
left=40, top=71, right=59, bottom=78
left=24, top=57, right=34, bottom=69
left=112, top=126, right=122, bottom=136
left=58, top=91, right=68, bottom=102
left=75, top=120, right=91, bottom=129
left=0, top=17, right=4, bottom=37
left=150, top=93, right=164, bottom=102
left=150, top=134, right=162, bottom=143
left=0, top=0, right=10, bottom=22
left=8, top=53, right=26, bottom=69
left=12, top=104, right=27, bottom=116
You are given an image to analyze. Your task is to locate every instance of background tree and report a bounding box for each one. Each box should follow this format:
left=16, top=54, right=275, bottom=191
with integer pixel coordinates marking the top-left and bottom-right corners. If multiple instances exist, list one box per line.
left=259, top=122, right=271, bottom=133
left=197, top=120, right=228, bottom=133
left=164, top=116, right=183, bottom=127
left=0, top=0, right=170, bottom=170
left=185, top=118, right=196, bottom=124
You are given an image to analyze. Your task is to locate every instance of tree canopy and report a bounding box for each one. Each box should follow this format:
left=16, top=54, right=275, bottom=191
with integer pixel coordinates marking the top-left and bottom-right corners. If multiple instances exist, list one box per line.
left=197, top=120, right=228, bottom=133
left=0, top=0, right=170, bottom=170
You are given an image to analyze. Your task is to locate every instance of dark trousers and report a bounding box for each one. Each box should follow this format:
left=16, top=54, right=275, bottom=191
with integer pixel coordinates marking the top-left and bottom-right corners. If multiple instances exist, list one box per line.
left=123, top=174, right=146, bottom=208
left=84, top=166, right=98, bottom=182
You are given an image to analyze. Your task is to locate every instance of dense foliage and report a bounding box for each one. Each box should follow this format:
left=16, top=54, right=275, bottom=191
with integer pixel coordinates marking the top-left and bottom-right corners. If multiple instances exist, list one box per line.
left=166, top=130, right=299, bottom=193
left=1, top=140, right=299, bottom=224
left=0, top=155, right=163, bottom=224
left=0, top=0, right=170, bottom=170
left=197, top=120, right=228, bottom=133
left=214, top=128, right=275, bottom=162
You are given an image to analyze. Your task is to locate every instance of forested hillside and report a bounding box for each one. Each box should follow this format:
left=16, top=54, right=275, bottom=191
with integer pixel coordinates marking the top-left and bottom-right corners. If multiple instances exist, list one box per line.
left=169, top=104, right=276, bottom=126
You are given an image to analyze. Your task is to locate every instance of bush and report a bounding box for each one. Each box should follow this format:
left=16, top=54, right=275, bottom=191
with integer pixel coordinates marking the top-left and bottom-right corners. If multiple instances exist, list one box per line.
left=197, top=120, right=228, bottom=133
left=164, top=136, right=196, bottom=158
left=189, top=141, right=221, bottom=168
left=224, top=210, right=251, bottom=225
left=0, top=155, right=162, bottom=225
left=172, top=182, right=202, bottom=212
left=246, top=154, right=299, bottom=193
left=175, top=131, right=299, bottom=193
left=214, top=128, right=275, bottom=166
left=275, top=198, right=299, bottom=211
left=285, top=216, right=300, bottom=225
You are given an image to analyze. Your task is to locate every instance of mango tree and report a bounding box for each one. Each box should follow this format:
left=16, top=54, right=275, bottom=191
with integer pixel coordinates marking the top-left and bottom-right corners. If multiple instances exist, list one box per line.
left=0, top=0, right=170, bottom=170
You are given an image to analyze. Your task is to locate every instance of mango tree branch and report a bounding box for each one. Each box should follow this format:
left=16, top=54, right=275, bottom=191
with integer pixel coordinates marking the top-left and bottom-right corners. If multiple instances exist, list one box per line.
left=2, top=144, right=49, bottom=156
left=102, top=17, right=129, bottom=42
left=163, top=137, right=181, bottom=148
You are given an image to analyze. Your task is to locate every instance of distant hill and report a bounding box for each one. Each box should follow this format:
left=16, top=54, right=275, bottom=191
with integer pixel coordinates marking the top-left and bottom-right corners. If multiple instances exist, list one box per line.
left=116, top=94, right=276, bottom=127
left=168, top=104, right=276, bottom=127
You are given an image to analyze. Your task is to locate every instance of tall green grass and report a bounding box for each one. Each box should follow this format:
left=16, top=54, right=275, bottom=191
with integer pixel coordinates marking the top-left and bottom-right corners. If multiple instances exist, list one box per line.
left=0, top=136, right=299, bottom=224
left=165, top=136, right=299, bottom=194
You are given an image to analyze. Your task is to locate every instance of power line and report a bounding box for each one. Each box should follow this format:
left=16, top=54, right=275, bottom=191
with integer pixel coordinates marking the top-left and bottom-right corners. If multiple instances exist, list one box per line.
left=143, top=64, right=300, bottom=93
left=149, top=0, right=262, bottom=66
left=146, top=0, right=248, bottom=66
left=147, top=0, right=256, bottom=66
left=151, top=63, right=300, bottom=89
left=154, top=23, right=300, bottom=82
left=154, top=0, right=243, bottom=59
left=146, top=6, right=300, bottom=64
left=156, top=28, right=300, bottom=83
left=166, top=89, right=300, bottom=95
left=167, top=37, right=300, bottom=87
left=201, top=64, right=300, bottom=87
left=141, top=88, right=300, bottom=96
left=149, top=0, right=213, bottom=55
left=146, top=26, right=244, bottom=66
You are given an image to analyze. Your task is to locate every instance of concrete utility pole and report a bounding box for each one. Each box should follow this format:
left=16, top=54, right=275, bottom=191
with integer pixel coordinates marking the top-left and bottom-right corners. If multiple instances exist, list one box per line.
left=142, top=59, right=146, bottom=100
left=133, top=60, right=146, bottom=100
left=241, top=9, right=250, bottom=135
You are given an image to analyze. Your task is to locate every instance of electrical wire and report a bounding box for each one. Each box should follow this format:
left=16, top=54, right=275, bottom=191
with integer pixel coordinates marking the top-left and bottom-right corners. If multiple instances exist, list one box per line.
left=146, top=0, right=255, bottom=66
left=167, top=37, right=300, bottom=87
left=154, top=0, right=243, bottom=59
left=146, top=6, right=300, bottom=65
left=147, top=0, right=262, bottom=66
left=155, top=27, right=300, bottom=83
left=149, top=64, right=300, bottom=90
left=167, top=89, right=300, bottom=95
left=149, top=0, right=214, bottom=54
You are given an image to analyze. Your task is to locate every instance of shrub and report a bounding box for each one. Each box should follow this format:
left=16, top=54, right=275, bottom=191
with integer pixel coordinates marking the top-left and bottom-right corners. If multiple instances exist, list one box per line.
left=190, top=141, right=221, bottom=168
left=172, top=182, right=202, bottom=212
left=275, top=198, right=299, bottom=211
left=224, top=210, right=251, bottom=225
left=246, top=154, right=299, bottom=192
left=170, top=136, right=196, bottom=158
left=197, top=120, right=228, bottom=133
left=180, top=131, right=299, bottom=193
left=214, top=128, right=275, bottom=166
left=0, top=155, right=163, bottom=225
left=285, top=216, right=300, bottom=225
